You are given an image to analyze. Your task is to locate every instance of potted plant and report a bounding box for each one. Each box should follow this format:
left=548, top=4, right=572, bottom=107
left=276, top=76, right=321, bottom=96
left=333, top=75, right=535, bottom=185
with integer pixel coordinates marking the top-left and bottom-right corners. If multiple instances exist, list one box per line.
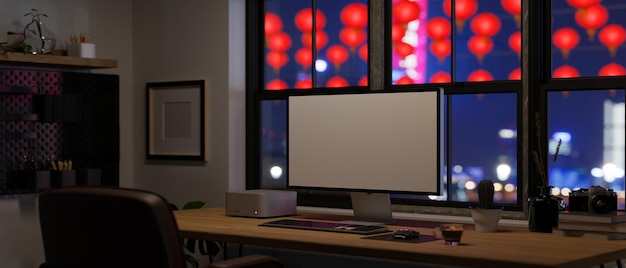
left=2, top=8, right=56, bottom=54
left=470, top=179, right=503, bottom=232
left=175, top=201, right=221, bottom=268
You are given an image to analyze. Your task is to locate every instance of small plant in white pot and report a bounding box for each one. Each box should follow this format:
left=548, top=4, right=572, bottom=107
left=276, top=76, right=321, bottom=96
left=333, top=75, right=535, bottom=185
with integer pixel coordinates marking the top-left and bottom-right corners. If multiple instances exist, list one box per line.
left=470, top=179, right=503, bottom=232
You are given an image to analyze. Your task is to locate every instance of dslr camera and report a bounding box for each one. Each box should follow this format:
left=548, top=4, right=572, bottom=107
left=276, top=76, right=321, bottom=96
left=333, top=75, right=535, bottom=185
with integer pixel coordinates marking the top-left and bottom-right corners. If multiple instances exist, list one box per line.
left=568, top=186, right=617, bottom=214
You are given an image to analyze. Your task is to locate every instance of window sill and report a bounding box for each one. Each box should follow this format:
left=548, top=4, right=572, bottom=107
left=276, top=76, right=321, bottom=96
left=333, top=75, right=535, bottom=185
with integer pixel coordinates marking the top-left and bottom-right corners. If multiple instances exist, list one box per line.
left=297, top=206, right=529, bottom=228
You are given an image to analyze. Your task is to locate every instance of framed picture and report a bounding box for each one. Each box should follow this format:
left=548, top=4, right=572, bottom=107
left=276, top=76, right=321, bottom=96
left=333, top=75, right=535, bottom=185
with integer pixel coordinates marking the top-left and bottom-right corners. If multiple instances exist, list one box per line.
left=146, top=80, right=206, bottom=161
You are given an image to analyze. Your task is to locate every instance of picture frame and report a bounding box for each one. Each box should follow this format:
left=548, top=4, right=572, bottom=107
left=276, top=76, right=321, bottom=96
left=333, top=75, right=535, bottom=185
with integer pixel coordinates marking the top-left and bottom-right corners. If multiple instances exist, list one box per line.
left=146, top=80, right=206, bottom=161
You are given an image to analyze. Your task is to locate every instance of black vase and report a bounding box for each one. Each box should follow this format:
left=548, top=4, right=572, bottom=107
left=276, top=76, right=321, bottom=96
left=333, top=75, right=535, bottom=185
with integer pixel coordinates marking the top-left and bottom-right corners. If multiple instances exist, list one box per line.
left=528, top=186, right=559, bottom=233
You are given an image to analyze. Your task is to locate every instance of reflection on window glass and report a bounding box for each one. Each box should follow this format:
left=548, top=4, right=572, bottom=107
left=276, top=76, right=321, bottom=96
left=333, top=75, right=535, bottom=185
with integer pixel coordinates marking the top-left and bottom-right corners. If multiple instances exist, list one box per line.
left=551, top=0, right=626, bottom=78
left=260, top=100, right=287, bottom=188
left=264, top=0, right=368, bottom=90
left=391, top=0, right=521, bottom=85
left=391, top=0, right=430, bottom=84
left=449, top=93, right=518, bottom=204
left=548, top=89, right=626, bottom=209
left=452, top=0, right=521, bottom=82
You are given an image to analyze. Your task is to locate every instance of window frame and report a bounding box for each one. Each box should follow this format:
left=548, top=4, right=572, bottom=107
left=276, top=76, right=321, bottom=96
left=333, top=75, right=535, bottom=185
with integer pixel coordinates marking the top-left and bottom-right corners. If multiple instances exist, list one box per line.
left=245, top=0, right=626, bottom=214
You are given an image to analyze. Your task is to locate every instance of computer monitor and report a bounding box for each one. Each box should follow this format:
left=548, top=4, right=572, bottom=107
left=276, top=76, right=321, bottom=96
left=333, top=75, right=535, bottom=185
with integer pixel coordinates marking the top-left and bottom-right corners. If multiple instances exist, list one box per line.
left=287, top=89, right=444, bottom=224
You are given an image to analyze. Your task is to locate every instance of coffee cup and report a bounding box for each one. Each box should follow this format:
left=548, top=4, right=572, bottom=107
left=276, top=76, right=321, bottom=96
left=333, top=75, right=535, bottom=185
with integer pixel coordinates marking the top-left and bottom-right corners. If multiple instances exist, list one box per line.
left=433, top=223, right=464, bottom=246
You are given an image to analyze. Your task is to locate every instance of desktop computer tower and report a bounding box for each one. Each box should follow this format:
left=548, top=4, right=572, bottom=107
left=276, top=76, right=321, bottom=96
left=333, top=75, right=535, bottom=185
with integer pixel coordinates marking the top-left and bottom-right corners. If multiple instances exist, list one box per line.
left=226, top=189, right=297, bottom=218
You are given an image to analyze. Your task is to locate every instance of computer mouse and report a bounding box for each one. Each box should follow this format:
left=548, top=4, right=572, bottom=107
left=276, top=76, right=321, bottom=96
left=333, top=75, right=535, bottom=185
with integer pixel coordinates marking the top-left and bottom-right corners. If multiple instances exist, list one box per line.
left=392, top=228, right=419, bottom=239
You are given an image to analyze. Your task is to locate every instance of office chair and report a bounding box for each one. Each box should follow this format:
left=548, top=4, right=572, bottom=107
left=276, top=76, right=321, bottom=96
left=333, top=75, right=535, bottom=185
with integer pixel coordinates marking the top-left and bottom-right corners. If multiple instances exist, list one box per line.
left=38, top=186, right=283, bottom=268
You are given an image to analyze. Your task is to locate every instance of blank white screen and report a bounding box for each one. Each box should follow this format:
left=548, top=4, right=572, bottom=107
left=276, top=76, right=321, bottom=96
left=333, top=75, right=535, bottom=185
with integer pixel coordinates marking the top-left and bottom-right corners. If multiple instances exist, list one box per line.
left=288, top=90, right=442, bottom=194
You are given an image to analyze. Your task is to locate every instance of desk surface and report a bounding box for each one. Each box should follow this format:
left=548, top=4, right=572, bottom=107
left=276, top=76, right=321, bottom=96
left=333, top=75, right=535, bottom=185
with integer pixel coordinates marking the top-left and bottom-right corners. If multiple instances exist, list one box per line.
left=174, top=207, right=626, bottom=268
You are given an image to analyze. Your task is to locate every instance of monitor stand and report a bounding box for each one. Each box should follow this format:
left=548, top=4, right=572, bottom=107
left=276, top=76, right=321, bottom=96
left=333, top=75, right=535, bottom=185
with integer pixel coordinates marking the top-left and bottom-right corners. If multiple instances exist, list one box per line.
left=339, top=192, right=394, bottom=225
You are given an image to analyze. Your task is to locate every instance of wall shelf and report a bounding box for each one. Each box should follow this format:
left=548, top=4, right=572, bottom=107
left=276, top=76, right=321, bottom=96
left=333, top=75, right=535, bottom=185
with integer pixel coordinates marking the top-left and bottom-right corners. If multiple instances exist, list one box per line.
left=0, top=132, right=37, bottom=139
left=0, top=114, right=39, bottom=121
left=0, top=85, right=38, bottom=94
left=0, top=52, right=117, bottom=69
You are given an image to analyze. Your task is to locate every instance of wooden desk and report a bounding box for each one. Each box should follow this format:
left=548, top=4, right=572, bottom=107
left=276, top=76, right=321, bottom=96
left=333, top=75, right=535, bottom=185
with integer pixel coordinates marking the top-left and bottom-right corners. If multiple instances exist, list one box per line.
left=174, top=207, right=626, bottom=268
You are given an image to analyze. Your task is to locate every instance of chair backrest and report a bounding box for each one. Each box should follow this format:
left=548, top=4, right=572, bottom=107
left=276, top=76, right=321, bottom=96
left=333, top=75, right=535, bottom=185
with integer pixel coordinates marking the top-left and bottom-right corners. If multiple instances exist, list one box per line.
left=38, top=186, right=186, bottom=268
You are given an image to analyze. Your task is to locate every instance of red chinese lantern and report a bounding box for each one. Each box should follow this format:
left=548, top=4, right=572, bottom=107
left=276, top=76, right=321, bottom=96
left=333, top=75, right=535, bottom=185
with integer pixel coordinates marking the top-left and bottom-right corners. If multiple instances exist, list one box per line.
left=266, top=51, right=288, bottom=71
left=265, top=12, right=283, bottom=36
left=340, top=3, right=368, bottom=28
left=326, top=76, right=349, bottom=88
left=598, top=62, right=626, bottom=76
left=294, top=8, right=326, bottom=32
left=266, top=79, right=288, bottom=90
left=326, top=45, right=349, bottom=69
left=427, top=17, right=451, bottom=40
left=508, top=31, right=521, bottom=56
left=470, top=12, right=501, bottom=37
left=599, top=63, right=625, bottom=97
left=566, top=0, right=601, bottom=9
left=501, top=0, right=521, bottom=27
left=553, top=65, right=580, bottom=78
left=443, top=0, right=478, bottom=32
left=430, top=39, right=451, bottom=63
left=391, top=23, right=406, bottom=44
left=430, top=71, right=451, bottom=83
left=553, top=27, right=580, bottom=60
left=358, top=76, right=368, bottom=86
left=339, top=27, right=367, bottom=51
left=467, top=35, right=494, bottom=63
left=301, top=31, right=328, bottom=50
left=393, top=0, right=421, bottom=24
left=508, top=67, right=521, bottom=80
left=599, top=24, right=626, bottom=57
left=575, top=4, right=608, bottom=41
left=468, top=69, right=493, bottom=82
left=358, top=44, right=368, bottom=62
left=266, top=32, right=292, bottom=52
left=396, top=75, right=414, bottom=85
left=395, top=42, right=414, bottom=58
left=294, top=78, right=313, bottom=89
left=295, top=48, right=313, bottom=69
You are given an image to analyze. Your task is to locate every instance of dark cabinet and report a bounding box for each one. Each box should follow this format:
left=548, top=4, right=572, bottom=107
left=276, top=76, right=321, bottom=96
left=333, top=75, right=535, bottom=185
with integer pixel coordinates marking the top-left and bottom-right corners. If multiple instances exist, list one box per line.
left=0, top=68, right=119, bottom=194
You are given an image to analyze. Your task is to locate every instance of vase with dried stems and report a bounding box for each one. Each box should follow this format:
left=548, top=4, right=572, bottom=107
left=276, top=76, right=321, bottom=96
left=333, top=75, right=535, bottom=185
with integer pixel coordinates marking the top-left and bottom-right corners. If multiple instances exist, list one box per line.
left=528, top=112, right=562, bottom=233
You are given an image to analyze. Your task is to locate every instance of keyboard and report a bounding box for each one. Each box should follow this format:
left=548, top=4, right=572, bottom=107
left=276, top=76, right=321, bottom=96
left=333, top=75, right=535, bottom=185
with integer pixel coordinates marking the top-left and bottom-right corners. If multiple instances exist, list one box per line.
left=259, top=219, right=391, bottom=235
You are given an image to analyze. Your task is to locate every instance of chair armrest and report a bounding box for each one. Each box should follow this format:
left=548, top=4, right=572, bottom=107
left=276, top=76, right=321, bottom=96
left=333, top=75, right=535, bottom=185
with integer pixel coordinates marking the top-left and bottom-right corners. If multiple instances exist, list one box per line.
left=207, top=254, right=283, bottom=268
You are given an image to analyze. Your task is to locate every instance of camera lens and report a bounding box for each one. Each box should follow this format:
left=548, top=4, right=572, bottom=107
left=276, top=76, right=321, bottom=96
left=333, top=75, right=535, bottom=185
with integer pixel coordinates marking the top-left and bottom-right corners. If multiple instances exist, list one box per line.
left=589, top=195, right=612, bottom=214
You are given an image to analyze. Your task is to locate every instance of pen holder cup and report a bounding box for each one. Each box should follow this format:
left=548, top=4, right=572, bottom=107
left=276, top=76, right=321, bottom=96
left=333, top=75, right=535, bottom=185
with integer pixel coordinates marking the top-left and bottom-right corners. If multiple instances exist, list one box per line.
left=67, top=43, right=96, bottom=58
left=77, top=168, right=101, bottom=186
left=51, top=170, right=76, bottom=188
left=16, top=170, right=51, bottom=190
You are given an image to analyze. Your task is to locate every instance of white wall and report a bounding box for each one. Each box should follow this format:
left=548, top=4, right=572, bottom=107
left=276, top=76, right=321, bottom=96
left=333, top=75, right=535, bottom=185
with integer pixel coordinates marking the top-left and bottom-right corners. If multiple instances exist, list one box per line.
left=132, top=0, right=245, bottom=208
left=1, top=0, right=243, bottom=266
left=0, top=194, right=42, bottom=268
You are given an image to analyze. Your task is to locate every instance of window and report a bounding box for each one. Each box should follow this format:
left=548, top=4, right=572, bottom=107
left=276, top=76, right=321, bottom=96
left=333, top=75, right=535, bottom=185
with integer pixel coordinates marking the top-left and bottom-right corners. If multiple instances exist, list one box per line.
left=263, top=0, right=368, bottom=89
left=247, top=0, right=626, bottom=212
left=551, top=0, right=626, bottom=78
left=544, top=0, right=626, bottom=209
left=547, top=89, right=625, bottom=210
